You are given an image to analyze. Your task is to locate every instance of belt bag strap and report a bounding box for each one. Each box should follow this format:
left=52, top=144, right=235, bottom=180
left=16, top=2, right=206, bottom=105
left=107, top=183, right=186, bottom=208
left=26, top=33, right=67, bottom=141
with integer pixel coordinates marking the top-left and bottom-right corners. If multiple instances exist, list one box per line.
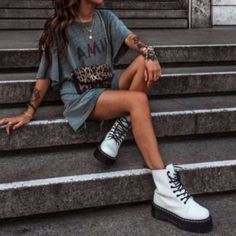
left=59, top=10, right=111, bottom=88
left=96, top=10, right=110, bottom=65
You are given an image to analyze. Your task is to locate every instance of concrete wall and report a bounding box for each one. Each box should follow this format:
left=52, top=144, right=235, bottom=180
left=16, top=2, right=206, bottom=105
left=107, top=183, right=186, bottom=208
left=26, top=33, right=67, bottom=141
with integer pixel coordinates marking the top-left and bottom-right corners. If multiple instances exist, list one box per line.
left=191, top=0, right=211, bottom=28
left=212, top=0, right=236, bottom=25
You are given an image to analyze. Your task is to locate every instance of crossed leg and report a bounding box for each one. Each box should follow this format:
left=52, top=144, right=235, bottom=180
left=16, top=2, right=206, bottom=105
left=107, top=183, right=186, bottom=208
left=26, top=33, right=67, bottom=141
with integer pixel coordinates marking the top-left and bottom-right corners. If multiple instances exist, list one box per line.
left=118, top=55, right=152, bottom=93
left=87, top=55, right=165, bottom=169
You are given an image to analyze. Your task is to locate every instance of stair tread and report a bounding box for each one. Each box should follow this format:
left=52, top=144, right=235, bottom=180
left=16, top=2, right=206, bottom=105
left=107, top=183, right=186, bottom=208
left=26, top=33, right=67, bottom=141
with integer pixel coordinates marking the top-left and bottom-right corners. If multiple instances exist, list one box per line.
left=1, top=27, right=236, bottom=49
left=1, top=65, right=236, bottom=82
left=0, top=191, right=235, bottom=235
left=0, top=159, right=235, bottom=219
left=0, top=134, right=236, bottom=183
left=0, top=72, right=36, bottom=81
left=1, top=94, right=236, bottom=121
left=0, top=0, right=182, bottom=10
left=162, top=65, right=236, bottom=75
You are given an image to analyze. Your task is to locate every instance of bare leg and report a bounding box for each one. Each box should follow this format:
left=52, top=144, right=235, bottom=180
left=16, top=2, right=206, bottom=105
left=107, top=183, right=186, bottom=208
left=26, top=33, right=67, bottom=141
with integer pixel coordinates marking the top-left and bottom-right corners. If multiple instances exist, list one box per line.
left=118, top=55, right=152, bottom=93
left=118, top=55, right=164, bottom=169
left=88, top=89, right=165, bottom=170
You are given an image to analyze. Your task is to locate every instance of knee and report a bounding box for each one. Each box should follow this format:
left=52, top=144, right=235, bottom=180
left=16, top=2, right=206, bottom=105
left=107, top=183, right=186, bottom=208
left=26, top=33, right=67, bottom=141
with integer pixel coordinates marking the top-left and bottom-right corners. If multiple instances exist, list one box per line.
left=132, top=91, right=149, bottom=108
left=135, top=55, right=146, bottom=68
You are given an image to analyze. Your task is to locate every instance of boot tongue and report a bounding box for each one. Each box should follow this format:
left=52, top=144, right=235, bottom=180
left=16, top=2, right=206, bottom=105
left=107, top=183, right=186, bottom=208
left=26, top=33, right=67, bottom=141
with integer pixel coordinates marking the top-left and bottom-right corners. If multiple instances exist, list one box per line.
left=165, top=164, right=177, bottom=177
left=166, top=163, right=176, bottom=171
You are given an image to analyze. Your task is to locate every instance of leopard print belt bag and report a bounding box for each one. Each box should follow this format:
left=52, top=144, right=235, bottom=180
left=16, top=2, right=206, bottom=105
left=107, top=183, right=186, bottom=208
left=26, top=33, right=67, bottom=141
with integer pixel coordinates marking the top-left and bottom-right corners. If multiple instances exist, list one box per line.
left=70, top=11, right=112, bottom=94
left=71, top=63, right=113, bottom=94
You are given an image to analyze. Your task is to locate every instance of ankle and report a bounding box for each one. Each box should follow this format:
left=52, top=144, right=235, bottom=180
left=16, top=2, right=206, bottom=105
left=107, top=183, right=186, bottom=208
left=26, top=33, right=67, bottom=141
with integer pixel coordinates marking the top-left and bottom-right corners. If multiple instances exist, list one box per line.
left=150, top=164, right=166, bottom=171
left=124, top=115, right=131, bottom=123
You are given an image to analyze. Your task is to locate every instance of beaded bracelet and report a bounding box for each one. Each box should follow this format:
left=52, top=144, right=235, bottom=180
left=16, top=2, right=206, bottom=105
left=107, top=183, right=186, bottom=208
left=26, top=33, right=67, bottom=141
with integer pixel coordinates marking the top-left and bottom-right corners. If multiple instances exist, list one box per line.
left=27, top=103, right=37, bottom=112
left=145, top=46, right=158, bottom=61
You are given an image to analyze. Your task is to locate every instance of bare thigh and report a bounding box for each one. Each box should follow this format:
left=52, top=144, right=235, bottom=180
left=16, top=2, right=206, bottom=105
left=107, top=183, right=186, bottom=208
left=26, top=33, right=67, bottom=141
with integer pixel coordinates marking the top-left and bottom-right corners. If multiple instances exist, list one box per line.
left=118, top=55, right=146, bottom=90
left=87, top=89, right=146, bottom=121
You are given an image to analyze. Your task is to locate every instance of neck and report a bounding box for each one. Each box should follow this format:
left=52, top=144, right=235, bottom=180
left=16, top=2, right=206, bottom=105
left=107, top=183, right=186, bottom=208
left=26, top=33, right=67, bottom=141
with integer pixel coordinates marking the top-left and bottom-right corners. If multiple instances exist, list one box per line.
left=77, top=0, right=96, bottom=22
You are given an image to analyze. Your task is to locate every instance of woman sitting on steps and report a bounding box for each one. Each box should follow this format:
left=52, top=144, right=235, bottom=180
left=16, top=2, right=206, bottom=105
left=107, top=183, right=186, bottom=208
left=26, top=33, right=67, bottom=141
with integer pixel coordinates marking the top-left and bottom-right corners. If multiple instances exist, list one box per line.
left=0, top=0, right=213, bottom=233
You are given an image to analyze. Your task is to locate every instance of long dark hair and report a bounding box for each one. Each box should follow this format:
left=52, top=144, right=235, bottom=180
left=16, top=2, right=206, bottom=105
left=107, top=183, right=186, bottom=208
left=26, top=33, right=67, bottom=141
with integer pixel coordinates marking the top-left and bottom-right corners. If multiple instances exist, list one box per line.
left=38, top=0, right=80, bottom=67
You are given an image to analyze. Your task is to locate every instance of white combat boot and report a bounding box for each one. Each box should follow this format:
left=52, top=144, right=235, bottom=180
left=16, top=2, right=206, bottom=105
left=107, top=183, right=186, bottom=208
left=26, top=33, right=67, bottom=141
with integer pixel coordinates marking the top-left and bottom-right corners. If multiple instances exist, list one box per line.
left=151, top=164, right=213, bottom=233
left=93, top=115, right=131, bottom=165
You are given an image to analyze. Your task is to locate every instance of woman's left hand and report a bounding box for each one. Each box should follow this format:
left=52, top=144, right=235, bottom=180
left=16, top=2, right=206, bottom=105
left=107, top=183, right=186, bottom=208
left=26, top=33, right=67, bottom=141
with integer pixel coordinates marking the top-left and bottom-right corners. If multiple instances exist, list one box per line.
left=144, top=59, right=162, bottom=88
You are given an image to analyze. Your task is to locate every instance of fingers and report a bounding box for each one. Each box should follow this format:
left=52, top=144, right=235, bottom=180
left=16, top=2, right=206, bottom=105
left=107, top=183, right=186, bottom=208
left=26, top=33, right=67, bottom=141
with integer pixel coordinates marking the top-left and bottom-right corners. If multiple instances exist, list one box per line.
left=153, top=71, right=158, bottom=81
left=0, top=115, right=30, bottom=135
left=148, top=69, right=154, bottom=84
left=147, top=69, right=162, bottom=88
left=6, top=121, right=16, bottom=135
left=144, top=69, right=148, bottom=82
left=0, top=118, right=13, bottom=135
left=154, top=71, right=160, bottom=81
left=0, top=119, right=22, bottom=135
left=12, top=121, right=24, bottom=130
left=145, top=60, right=162, bottom=88
left=0, top=118, right=10, bottom=126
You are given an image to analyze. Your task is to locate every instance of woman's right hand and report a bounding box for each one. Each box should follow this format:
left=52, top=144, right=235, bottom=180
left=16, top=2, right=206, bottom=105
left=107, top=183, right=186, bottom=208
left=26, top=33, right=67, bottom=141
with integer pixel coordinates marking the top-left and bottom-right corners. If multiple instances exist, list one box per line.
left=0, top=113, right=32, bottom=135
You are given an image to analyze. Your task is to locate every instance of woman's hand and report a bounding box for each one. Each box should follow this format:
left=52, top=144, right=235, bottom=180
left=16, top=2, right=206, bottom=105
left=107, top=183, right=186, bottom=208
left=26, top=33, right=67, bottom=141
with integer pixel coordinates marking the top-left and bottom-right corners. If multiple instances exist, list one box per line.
left=144, top=59, right=162, bottom=88
left=0, top=113, right=32, bottom=135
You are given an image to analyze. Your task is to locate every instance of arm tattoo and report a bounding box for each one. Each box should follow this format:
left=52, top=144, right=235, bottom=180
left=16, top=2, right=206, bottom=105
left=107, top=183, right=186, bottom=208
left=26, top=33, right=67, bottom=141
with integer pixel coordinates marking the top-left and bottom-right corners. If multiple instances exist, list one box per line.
left=30, top=88, right=41, bottom=103
left=130, top=34, right=158, bottom=61
left=132, top=35, right=148, bottom=53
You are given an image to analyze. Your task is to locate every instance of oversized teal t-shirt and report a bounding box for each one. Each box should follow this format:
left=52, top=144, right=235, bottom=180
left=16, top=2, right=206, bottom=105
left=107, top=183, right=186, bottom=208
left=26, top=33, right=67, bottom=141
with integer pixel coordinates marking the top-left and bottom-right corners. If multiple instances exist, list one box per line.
left=35, top=9, right=132, bottom=132
left=36, top=9, right=131, bottom=91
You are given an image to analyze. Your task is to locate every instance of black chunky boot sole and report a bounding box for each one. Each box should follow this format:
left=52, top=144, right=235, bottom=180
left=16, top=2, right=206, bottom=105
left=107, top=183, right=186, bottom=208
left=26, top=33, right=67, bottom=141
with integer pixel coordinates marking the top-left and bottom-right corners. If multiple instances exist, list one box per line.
left=93, top=140, right=116, bottom=166
left=151, top=202, right=213, bottom=234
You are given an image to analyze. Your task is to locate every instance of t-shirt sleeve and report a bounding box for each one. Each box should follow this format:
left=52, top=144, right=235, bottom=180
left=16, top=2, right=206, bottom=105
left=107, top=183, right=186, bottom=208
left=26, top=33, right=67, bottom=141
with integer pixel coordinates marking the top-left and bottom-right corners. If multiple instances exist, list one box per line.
left=35, top=43, right=61, bottom=91
left=106, top=10, right=132, bottom=64
left=35, top=50, right=51, bottom=80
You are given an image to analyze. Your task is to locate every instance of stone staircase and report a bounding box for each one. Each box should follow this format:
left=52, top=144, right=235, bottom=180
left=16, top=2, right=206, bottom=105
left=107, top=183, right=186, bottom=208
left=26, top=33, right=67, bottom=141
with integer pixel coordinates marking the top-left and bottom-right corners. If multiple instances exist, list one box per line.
left=0, top=0, right=236, bottom=235
left=0, top=0, right=188, bottom=29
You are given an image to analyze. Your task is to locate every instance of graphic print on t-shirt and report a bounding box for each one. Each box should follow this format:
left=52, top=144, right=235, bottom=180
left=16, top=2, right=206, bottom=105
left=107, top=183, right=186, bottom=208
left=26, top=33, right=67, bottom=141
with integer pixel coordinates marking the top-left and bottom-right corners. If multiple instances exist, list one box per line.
left=77, top=37, right=106, bottom=61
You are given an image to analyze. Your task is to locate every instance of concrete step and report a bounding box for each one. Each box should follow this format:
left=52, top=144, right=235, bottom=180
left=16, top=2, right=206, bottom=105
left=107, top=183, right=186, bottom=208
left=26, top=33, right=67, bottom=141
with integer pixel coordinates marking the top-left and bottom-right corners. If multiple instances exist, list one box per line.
left=0, top=18, right=188, bottom=30
left=1, top=43, right=236, bottom=69
left=0, top=9, right=188, bottom=19
left=0, top=1, right=187, bottom=29
left=0, top=160, right=235, bottom=219
left=0, top=0, right=183, bottom=10
left=0, top=134, right=236, bottom=183
left=1, top=28, right=236, bottom=69
left=0, top=191, right=234, bottom=235
left=0, top=95, right=236, bottom=151
left=1, top=65, right=236, bottom=104
left=2, top=28, right=236, bottom=49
